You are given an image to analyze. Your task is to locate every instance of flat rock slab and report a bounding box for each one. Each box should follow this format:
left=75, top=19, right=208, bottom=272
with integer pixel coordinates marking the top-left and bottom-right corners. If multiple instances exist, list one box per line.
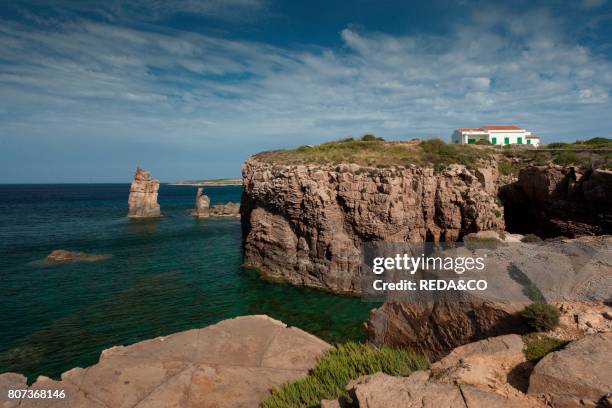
left=0, top=315, right=330, bottom=408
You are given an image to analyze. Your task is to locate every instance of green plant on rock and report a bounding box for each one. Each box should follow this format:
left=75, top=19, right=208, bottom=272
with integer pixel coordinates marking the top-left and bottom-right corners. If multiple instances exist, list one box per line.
left=521, top=303, right=560, bottom=332
left=522, top=333, right=569, bottom=362
left=263, top=342, right=429, bottom=408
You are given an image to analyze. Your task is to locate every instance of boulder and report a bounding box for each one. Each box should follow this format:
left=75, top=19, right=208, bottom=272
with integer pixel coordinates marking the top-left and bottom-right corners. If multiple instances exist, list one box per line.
left=128, top=167, right=161, bottom=218
left=528, top=332, right=612, bottom=407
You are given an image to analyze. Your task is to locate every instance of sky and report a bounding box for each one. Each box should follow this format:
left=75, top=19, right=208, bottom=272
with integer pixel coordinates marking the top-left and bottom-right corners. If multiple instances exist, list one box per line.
left=1, top=0, right=611, bottom=182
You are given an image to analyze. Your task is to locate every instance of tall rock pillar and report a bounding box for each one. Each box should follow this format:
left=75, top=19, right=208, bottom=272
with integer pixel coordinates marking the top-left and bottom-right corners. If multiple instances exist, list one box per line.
left=128, top=167, right=161, bottom=218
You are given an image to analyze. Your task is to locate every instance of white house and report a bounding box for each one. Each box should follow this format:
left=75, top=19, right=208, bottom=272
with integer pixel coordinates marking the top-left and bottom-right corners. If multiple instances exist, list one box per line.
left=451, top=125, right=540, bottom=147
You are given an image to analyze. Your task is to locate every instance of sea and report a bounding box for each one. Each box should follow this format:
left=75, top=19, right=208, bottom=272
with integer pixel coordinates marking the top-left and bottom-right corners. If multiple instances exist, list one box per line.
left=0, top=184, right=375, bottom=381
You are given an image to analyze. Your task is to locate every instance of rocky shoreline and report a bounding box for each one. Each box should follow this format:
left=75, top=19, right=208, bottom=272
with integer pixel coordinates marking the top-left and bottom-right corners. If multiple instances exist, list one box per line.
left=0, top=316, right=330, bottom=408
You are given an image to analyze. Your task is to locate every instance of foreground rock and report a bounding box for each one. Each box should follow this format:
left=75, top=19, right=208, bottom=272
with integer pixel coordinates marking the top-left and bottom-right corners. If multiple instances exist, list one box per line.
left=336, top=335, right=545, bottom=408
left=500, top=165, right=612, bottom=238
left=46, top=250, right=110, bottom=263
left=528, top=333, right=612, bottom=407
left=0, top=316, right=330, bottom=408
left=128, top=167, right=161, bottom=218
left=242, top=159, right=504, bottom=294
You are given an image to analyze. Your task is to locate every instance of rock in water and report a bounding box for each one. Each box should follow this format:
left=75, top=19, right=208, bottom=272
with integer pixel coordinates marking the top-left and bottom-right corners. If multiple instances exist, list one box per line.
left=192, top=187, right=211, bottom=217
left=192, top=187, right=240, bottom=217
left=46, top=250, right=110, bottom=263
left=128, top=167, right=161, bottom=218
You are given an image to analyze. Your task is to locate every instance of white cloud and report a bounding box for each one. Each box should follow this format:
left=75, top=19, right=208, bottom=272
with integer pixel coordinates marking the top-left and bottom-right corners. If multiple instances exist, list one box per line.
left=1, top=6, right=611, bottom=166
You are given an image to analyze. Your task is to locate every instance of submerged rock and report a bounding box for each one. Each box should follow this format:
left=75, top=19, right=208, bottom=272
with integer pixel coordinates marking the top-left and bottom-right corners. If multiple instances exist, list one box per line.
left=128, top=167, right=161, bottom=218
left=46, top=249, right=110, bottom=263
left=0, top=315, right=330, bottom=408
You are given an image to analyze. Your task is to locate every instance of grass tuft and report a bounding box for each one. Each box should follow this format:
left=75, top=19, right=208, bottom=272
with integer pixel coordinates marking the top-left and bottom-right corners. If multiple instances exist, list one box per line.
left=263, top=342, right=429, bottom=408
left=522, top=333, right=569, bottom=362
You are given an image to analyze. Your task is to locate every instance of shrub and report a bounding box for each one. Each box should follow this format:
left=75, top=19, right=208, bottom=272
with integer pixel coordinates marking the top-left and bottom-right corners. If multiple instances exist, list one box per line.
left=546, top=142, right=568, bottom=149
left=552, top=151, right=579, bottom=165
left=498, top=160, right=513, bottom=176
left=475, top=139, right=491, bottom=145
left=263, top=342, right=429, bottom=408
left=361, top=134, right=384, bottom=142
left=521, top=234, right=542, bottom=243
left=523, top=333, right=569, bottom=362
left=521, top=303, right=560, bottom=332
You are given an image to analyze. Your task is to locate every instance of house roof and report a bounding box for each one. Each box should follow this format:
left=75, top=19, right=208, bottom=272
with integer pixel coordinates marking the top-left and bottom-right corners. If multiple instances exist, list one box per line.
left=456, top=128, right=484, bottom=132
left=479, top=125, right=523, bottom=131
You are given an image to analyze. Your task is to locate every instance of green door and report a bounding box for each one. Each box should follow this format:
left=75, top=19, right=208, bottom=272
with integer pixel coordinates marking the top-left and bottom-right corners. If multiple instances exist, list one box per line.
left=517, top=137, right=523, bottom=144
left=491, top=137, right=497, bottom=145
left=468, top=139, right=476, bottom=144
left=504, top=137, right=510, bottom=145
left=527, top=139, right=531, bottom=145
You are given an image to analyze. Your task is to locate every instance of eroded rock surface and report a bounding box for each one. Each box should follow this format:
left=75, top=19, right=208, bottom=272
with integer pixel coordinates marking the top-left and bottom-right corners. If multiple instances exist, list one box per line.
left=528, top=332, right=612, bottom=407
left=0, top=316, right=330, bottom=408
left=241, top=159, right=505, bottom=293
left=128, top=167, right=161, bottom=218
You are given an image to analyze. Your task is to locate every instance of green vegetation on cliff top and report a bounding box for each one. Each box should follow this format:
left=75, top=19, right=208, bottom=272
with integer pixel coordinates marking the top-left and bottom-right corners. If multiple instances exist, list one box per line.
left=264, top=342, right=429, bottom=408
left=254, top=136, right=612, bottom=171
left=254, top=137, right=491, bottom=170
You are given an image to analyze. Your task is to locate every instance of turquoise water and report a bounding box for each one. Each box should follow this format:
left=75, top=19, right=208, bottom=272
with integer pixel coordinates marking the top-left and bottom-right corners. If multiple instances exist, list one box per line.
left=0, top=184, right=376, bottom=381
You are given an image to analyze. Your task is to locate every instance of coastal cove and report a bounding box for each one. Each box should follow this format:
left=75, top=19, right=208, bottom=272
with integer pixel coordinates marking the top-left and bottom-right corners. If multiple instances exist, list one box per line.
left=0, top=184, right=375, bottom=382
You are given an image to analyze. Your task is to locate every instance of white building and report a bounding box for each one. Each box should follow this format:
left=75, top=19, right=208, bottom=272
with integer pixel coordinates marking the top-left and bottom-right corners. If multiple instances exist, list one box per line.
left=451, top=125, right=540, bottom=147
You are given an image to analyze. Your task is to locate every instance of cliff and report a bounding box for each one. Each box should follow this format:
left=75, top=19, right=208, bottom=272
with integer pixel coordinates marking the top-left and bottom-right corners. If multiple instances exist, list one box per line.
left=127, top=167, right=161, bottom=218
left=241, top=157, right=505, bottom=294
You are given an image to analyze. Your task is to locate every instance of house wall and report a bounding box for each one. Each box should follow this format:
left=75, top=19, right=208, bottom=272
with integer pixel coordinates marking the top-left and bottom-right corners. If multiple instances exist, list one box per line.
left=452, top=128, right=540, bottom=146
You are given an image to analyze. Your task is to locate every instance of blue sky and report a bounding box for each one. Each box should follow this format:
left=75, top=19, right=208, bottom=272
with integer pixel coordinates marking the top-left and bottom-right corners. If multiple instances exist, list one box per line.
left=1, top=0, right=611, bottom=182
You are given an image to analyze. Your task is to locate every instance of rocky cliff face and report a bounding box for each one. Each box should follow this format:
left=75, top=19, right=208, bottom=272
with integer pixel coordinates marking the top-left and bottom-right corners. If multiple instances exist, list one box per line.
left=500, top=165, right=612, bottom=237
left=128, top=167, right=161, bottom=218
left=241, top=158, right=505, bottom=294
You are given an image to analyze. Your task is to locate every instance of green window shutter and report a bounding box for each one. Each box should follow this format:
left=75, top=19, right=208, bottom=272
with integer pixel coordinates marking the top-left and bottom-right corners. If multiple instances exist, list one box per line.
left=527, top=139, right=531, bottom=144
left=468, top=139, right=476, bottom=144
left=517, top=137, right=523, bottom=144
left=491, top=137, right=497, bottom=145
left=504, top=137, right=510, bottom=145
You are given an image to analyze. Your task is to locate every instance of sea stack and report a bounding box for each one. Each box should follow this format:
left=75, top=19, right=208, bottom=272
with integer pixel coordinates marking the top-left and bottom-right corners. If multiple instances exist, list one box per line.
left=128, top=167, right=161, bottom=218
left=192, top=187, right=211, bottom=217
